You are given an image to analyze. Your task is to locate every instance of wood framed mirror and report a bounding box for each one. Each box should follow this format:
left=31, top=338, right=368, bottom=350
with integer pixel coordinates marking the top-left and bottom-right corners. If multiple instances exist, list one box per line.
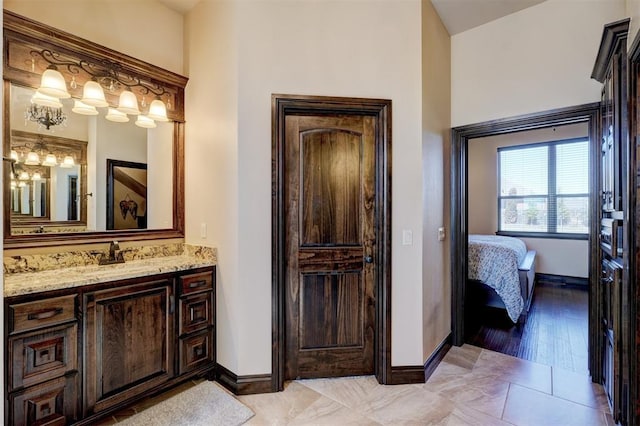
left=3, top=10, right=187, bottom=249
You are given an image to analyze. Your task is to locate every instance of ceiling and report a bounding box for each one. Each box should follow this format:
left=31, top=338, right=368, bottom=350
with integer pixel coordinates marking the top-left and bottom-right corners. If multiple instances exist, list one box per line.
left=156, top=0, right=547, bottom=36
left=430, top=0, right=546, bottom=35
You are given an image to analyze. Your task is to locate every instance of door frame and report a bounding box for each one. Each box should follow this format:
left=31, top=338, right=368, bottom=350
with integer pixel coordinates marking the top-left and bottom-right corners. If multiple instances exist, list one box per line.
left=450, top=103, right=601, bottom=380
left=272, top=94, right=392, bottom=391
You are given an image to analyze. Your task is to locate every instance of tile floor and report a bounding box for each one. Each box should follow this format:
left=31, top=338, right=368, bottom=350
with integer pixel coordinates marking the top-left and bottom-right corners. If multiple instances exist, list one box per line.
left=99, top=344, right=613, bottom=425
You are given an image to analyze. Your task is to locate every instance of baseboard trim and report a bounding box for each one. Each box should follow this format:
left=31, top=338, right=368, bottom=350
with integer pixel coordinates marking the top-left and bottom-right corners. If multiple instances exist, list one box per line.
left=388, top=365, right=426, bottom=385
left=424, top=333, right=452, bottom=381
left=536, top=273, right=588, bottom=287
left=216, top=363, right=273, bottom=395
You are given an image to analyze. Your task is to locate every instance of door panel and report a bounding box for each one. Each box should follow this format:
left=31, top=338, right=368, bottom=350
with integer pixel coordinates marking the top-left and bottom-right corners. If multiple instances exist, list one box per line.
left=299, top=272, right=363, bottom=349
left=300, top=130, right=361, bottom=246
left=285, top=114, right=375, bottom=380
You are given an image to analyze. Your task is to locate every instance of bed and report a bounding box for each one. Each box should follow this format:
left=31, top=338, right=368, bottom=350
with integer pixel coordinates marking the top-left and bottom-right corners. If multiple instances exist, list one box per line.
left=467, top=234, right=537, bottom=323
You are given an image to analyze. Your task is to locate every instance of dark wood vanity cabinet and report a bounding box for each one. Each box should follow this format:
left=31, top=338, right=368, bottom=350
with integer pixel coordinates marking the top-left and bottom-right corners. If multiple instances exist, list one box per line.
left=83, top=278, right=176, bottom=415
left=6, top=295, right=80, bottom=425
left=4, top=266, right=216, bottom=425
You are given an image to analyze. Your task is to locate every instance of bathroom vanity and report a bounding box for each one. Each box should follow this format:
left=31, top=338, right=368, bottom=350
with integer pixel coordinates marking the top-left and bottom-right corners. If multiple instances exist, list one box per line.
left=5, top=251, right=216, bottom=425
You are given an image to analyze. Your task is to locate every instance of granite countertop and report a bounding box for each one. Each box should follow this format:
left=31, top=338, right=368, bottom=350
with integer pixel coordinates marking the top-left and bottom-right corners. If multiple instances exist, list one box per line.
left=5, top=253, right=216, bottom=298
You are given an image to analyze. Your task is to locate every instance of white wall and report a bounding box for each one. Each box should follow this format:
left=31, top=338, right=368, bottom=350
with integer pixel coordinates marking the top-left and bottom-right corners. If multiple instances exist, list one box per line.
left=147, top=122, right=174, bottom=229
left=186, top=0, right=424, bottom=375
left=626, top=0, right=640, bottom=47
left=421, top=0, right=451, bottom=360
left=94, top=119, right=147, bottom=230
left=468, top=123, right=590, bottom=278
left=452, top=0, right=626, bottom=126
left=51, top=166, right=80, bottom=221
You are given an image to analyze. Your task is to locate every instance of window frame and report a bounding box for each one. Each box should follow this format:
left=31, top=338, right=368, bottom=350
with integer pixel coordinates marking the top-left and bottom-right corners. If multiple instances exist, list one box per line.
left=496, top=136, right=589, bottom=240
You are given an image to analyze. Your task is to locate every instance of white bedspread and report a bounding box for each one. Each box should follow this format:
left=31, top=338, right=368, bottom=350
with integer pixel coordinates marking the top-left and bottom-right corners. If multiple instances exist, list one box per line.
left=468, top=234, right=526, bottom=322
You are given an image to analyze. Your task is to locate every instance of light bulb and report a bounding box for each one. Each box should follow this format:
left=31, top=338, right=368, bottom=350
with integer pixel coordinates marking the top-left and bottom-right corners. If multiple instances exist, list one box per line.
left=105, top=108, right=129, bottom=123
left=147, top=99, right=168, bottom=122
left=135, top=115, right=156, bottom=129
left=117, top=90, right=140, bottom=115
left=38, top=68, right=70, bottom=99
left=24, top=151, right=40, bottom=165
left=42, top=154, right=58, bottom=167
left=31, top=91, right=63, bottom=108
left=81, top=81, right=108, bottom=107
left=60, top=156, right=76, bottom=168
left=72, top=99, right=99, bottom=115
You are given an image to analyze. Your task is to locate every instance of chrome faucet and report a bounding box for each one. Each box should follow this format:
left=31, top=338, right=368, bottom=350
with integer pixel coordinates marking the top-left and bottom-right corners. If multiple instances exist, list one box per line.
left=99, top=240, right=125, bottom=265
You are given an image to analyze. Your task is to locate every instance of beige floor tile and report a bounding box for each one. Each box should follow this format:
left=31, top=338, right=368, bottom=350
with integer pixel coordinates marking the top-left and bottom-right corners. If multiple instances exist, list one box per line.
left=427, top=371, right=510, bottom=418
left=289, top=395, right=383, bottom=425
left=503, top=383, right=609, bottom=426
left=296, top=375, right=381, bottom=409
left=238, top=381, right=323, bottom=425
left=551, top=367, right=610, bottom=411
left=445, top=405, right=514, bottom=426
left=355, top=384, right=454, bottom=425
left=474, top=349, right=552, bottom=394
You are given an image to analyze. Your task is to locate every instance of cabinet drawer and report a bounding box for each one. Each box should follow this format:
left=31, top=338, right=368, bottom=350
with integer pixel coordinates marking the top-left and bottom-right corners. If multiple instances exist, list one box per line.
left=8, top=373, right=79, bottom=426
left=179, top=292, right=214, bottom=335
left=179, top=329, right=214, bottom=375
left=9, top=295, right=76, bottom=334
left=8, top=323, right=78, bottom=392
left=179, top=271, right=213, bottom=295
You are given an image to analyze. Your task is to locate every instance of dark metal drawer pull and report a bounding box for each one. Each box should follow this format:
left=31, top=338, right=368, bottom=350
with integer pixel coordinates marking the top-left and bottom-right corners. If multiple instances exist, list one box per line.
left=188, top=280, right=207, bottom=289
left=27, top=308, right=63, bottom=321
left=194, top=345, right=204, bottom=357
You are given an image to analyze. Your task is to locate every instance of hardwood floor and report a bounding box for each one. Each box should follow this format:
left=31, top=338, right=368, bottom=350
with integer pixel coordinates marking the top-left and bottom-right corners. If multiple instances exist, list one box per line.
left=465, top=278, right=589, bottom=374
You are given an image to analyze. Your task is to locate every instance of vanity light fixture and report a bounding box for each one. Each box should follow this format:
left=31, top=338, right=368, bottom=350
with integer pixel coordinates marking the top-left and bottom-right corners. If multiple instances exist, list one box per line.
left=18, top=171, right=29, bottom=180
left=135, top=115, right=156, bottom=129
left=10, top=150, right=19, bottom=163
left=31, top=91, right=63, bottom=108
left=37, top=66, right=71, bottom=99
left=17, top=181, right=26, bottom=188
left=80, top=81, right=109, bottom=107
left=31, top=48, right=173, bottom=123
left=60, top=156, right=76, bottom=168
left=105, top=108, right=129, bottom=123
left=42, top=154, right=58, bottom=167
left=24, top=151, right=40, bottom=165
left=147, top=99, right=169, bottom=122
left=117, top=90, right=140, bottom=115
left=31, top=172, right=42, bottom=181
left=10, top=181, right=17, bottom=189
left=72, top=100, right=99, bottom=115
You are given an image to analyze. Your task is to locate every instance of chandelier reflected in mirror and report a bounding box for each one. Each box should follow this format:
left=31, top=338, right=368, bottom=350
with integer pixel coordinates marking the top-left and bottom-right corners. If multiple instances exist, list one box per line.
left=24, top=103, right=67, bottom=130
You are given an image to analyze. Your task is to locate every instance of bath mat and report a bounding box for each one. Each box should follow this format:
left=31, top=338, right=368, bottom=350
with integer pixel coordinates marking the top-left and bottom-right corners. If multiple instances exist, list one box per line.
left=119, top=381, right=254, bottom=426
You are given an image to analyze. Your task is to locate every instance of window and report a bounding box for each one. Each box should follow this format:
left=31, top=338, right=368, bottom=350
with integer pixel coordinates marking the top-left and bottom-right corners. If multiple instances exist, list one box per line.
left=498, top=138, right=589, bottom=237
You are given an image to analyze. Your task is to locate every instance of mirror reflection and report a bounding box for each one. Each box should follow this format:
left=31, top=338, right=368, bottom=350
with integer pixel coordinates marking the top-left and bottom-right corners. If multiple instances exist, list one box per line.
left=9, top=83, right=174, bottom=235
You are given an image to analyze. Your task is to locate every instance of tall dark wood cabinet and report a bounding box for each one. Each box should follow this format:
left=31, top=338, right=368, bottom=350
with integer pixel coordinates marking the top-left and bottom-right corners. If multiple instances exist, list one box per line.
left=592, top=18, right=630, bottom=425
left=627, top=21, right=640, bottom=426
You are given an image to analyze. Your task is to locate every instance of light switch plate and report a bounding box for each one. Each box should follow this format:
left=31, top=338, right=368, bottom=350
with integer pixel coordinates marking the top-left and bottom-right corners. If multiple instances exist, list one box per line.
left=402, top=230, right=413, bottom=245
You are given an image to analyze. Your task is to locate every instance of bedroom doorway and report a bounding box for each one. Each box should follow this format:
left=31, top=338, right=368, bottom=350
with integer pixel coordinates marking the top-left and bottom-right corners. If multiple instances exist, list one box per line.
left=450, top=103, right=602, bottom=380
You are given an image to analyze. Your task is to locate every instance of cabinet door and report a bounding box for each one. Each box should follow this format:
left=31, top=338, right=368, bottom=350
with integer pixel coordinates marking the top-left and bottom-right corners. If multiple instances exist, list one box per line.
left=8, top=373, right=79, bottom=426
left=84, top=279, right=174, bottom=415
